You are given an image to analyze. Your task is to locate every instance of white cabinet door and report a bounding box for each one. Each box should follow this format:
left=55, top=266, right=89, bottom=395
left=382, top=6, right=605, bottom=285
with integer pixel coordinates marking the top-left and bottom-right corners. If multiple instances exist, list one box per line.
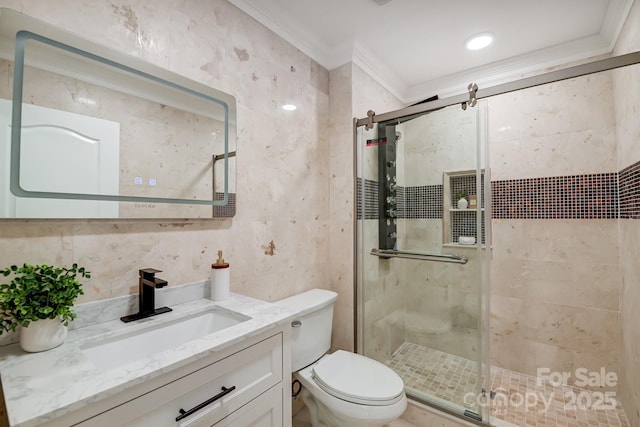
left=212, top=387, right=282, bottom=427
left=74, top=333, right=282, bottom=427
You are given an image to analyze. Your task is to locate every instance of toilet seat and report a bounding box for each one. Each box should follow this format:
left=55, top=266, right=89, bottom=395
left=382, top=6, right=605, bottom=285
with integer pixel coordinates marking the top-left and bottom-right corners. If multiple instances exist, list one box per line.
left=311, top=350, right=405, bottom=406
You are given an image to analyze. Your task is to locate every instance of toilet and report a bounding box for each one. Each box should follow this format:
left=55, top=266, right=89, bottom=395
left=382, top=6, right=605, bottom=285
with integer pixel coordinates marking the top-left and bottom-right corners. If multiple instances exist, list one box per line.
left=275, top=289, right=407, bottom=427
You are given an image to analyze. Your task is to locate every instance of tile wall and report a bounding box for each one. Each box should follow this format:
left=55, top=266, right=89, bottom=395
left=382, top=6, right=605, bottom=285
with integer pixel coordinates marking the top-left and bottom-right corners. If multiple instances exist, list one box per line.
left=358, top=69, right=627, bottom=394
left=613, top=0, right=640, bottom=425
left=358, top=103, right=483, bottom=363
left=354, top=66, right=405, bottom=360
left=488, top=70, right=622, bottom=385
left=0, top=0, right=342, bottom=337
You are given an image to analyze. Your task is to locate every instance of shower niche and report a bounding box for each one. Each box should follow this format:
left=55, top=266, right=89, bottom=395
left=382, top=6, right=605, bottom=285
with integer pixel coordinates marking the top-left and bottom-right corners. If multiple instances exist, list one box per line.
left=443, top=170, right=486, bottom=246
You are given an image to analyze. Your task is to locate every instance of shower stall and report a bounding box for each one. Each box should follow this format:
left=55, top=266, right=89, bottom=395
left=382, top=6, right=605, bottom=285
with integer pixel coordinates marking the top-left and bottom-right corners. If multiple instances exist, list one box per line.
left=356, top=99, right=491, bottom=422
left=355, top=51, right=640, bottom=426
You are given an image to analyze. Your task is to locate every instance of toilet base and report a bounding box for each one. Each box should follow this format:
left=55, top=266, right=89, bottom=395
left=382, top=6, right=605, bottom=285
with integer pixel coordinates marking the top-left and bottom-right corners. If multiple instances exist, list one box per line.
left=302, top=388, right=398, bottom=427
left=295, top=356, right=407, bottom=426
left=301, top=388, right=339, bottom=427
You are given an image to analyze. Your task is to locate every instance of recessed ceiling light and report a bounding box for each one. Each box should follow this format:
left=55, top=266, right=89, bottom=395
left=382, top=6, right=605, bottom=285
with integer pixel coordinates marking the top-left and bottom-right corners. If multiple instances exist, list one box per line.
left=466, top=33, right=493, bottom=50
left=282, top=104, right=297, bottom=111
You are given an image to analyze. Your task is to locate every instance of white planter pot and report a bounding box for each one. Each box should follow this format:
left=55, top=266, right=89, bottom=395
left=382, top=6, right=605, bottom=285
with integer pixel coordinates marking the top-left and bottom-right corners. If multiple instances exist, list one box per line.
left=457, top=198, right=469, bottom=209
left=20, top=317, right=67, bottom=353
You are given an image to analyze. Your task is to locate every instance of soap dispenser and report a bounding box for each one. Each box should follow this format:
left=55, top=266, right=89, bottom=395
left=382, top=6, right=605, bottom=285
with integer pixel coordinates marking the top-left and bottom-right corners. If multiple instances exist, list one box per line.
left=211, top=250, right=230, bottom=301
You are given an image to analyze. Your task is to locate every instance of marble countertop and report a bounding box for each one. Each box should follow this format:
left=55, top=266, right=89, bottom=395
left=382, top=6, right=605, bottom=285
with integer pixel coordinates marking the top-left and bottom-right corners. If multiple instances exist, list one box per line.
left=0, top=292, right=295, bottom=427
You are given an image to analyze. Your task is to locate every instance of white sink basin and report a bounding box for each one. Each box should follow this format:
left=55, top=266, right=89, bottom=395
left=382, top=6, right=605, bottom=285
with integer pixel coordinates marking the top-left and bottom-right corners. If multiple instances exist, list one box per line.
left=81, top=307, right=250, bottom=370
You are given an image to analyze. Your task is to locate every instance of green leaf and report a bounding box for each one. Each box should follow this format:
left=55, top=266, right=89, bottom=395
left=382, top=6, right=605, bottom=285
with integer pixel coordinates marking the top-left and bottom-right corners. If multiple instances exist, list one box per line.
left=0, top=263, right=90, bottom=332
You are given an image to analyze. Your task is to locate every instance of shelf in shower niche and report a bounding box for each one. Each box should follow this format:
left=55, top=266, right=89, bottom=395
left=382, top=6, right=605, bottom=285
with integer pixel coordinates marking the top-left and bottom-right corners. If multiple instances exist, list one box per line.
left=442, top=243, right=487, bottom=249
left=449, top=208, right=485, bottom=212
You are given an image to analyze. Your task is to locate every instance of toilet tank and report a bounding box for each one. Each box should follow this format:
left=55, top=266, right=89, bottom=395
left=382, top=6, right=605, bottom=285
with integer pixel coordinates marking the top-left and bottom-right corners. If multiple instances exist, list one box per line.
left=274, top=289, right=337, bottom=372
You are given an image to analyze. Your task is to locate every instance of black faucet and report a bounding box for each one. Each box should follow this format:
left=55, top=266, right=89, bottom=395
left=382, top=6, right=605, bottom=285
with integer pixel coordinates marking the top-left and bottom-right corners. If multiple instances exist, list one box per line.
left=120, top=268, right=173, bottom=323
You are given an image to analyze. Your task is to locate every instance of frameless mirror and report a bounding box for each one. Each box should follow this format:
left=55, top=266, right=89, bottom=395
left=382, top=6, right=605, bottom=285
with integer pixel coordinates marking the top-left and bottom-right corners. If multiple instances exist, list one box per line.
left=0, top=8, right=236, bottom=219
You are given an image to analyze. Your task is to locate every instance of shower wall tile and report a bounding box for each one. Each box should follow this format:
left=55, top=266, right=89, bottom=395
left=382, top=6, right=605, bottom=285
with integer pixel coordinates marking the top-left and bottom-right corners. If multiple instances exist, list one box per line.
left=360, top=214, right=405, bottom=362
left=572, top=262, right=622, bottom=311
left=614, top=1, right=640, bottom=424
left=492, top=173, right=618, bottom=219
left=401, top=185, right=444, bottom=219
left=489, top=127, right=618, bottom=181
left=401, top=247, right=481, bottom=361
left=490, top=297, right=620, bottom=392
left=356, top=178, right=379, bottom=220
left=487, top=72, right=616, bottom=147
left=402, top=106, right=478, bottom=187
left=490, top=220, right=621, bottom=386
left=619, top=159, right=640, bottom=218
left=398, top=219, right=443, bottom=252
left=490, top=258, right=575, bottom=305
left=352, top=62, right=405, bottom=358
left=491, top=219, right=619, bottom=264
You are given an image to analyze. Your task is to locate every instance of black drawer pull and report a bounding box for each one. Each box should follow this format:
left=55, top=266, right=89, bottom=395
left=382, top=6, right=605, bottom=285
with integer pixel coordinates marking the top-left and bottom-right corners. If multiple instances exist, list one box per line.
left=175, top=385, right=236, bottom=421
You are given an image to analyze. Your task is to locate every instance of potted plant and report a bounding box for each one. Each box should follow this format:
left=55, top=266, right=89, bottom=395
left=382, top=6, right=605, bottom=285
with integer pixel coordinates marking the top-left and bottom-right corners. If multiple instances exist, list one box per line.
left=0, top=263, right=90, bottom=352
left=455, top=189, right=469, bottom=209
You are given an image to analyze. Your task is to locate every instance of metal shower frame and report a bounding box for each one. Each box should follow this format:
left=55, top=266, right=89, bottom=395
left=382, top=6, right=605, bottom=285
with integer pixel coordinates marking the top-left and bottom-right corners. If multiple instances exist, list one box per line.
left=353, top=49, right=640, bottom=425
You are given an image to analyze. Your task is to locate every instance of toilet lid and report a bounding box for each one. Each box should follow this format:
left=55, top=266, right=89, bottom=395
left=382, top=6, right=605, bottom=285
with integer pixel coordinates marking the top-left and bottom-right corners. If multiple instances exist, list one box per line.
left=312, top=350, right=404, bottom=405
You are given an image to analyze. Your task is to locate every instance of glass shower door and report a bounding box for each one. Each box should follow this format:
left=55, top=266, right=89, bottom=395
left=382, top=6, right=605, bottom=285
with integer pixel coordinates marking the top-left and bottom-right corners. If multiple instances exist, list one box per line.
left=356, top=101, right=489, bottom=422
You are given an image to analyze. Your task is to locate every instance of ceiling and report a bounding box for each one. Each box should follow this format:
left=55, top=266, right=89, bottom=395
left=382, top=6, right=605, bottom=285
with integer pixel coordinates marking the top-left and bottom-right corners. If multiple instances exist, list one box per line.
left=229, top=0, right=635, bottom=103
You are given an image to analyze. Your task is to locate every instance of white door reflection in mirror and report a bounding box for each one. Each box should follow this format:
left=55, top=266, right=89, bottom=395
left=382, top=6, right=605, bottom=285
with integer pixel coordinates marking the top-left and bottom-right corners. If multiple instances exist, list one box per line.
left=0, top=100, right=119, bottom=218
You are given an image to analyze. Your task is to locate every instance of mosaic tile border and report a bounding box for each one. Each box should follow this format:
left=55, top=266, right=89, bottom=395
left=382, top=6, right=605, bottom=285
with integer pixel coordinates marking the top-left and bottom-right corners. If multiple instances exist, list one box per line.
left=399, top=185, right=443, bottom=219
left=491, top=173, right=618, bottom=219
left=358, top=161, right=640, bottom=221
left=619, top=160, right=640, bottom=219
left=357, top=178, right=379, bottom=220
left=357, top=179, right=443, bottom=220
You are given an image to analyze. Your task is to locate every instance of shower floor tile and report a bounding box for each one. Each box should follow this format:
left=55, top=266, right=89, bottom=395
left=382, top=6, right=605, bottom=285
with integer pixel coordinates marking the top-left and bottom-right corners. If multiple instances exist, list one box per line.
left=386, top=342, right=630, bottom=427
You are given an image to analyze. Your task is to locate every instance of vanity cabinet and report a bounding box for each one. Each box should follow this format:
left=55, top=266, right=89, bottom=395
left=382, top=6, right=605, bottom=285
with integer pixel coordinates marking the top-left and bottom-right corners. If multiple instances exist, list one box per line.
left=49, top=329, right=289, bottom=427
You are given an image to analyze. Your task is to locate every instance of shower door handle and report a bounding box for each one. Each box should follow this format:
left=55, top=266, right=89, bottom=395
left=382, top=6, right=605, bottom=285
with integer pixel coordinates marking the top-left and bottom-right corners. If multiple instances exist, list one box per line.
left=370, top=248, right=467, bottom=264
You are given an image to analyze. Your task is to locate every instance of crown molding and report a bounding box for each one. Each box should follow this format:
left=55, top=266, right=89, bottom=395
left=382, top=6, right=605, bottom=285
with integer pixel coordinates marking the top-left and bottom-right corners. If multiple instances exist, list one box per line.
left=601, top=0, right=635, bottom=50
left=230, top=0, right=635, bottom=103
left=351, top=41, right=408, bottom=102
left=405, top=34, right=612, bottom=102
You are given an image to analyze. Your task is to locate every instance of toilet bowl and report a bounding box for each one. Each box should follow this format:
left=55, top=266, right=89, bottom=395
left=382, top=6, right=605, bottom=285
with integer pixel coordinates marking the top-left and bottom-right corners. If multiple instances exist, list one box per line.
left=275, top=289, right=407, bottom=427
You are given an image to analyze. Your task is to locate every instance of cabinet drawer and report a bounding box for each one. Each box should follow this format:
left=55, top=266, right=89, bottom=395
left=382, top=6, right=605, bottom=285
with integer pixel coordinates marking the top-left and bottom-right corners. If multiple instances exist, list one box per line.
left=212, top=386, right=282, bottom=427
left=75, top=333, right=282, bottom=427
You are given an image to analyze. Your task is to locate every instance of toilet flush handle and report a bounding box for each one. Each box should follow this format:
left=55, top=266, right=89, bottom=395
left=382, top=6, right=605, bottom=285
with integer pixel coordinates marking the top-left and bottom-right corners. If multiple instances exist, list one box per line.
left=291, top=320, right=302, bottom=328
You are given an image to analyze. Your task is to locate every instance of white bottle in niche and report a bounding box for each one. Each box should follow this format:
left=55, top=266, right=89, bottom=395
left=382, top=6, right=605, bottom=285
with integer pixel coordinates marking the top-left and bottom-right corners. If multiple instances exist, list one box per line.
left=457, top=197, right=469, bottom=209
left=211, top=250, right=230, bottom=301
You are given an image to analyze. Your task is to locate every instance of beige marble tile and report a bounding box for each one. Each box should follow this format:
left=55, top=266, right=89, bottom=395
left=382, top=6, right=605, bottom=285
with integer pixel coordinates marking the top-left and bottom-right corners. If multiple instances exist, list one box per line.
left=491, top=257, right=574, bottom=305
left=489, top=334, right=537, bottom=375
left=490, top=127, right=617, bottom=180
left=0, top=0, right=340, bottom=323
left=492, top=219, right=619, bottom=264
left=488, top=72, right=615, bottom=144
left=572, top=262, right=621, bottom=311
left=402, top=104, right=479, bottom=186
left=614, top=4, right=640, bottom=423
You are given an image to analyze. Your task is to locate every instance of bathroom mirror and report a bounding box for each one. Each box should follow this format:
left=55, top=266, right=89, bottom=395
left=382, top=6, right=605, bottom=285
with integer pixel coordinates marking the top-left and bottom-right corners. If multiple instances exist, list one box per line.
left=0, top=8, right=236, bottom=219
